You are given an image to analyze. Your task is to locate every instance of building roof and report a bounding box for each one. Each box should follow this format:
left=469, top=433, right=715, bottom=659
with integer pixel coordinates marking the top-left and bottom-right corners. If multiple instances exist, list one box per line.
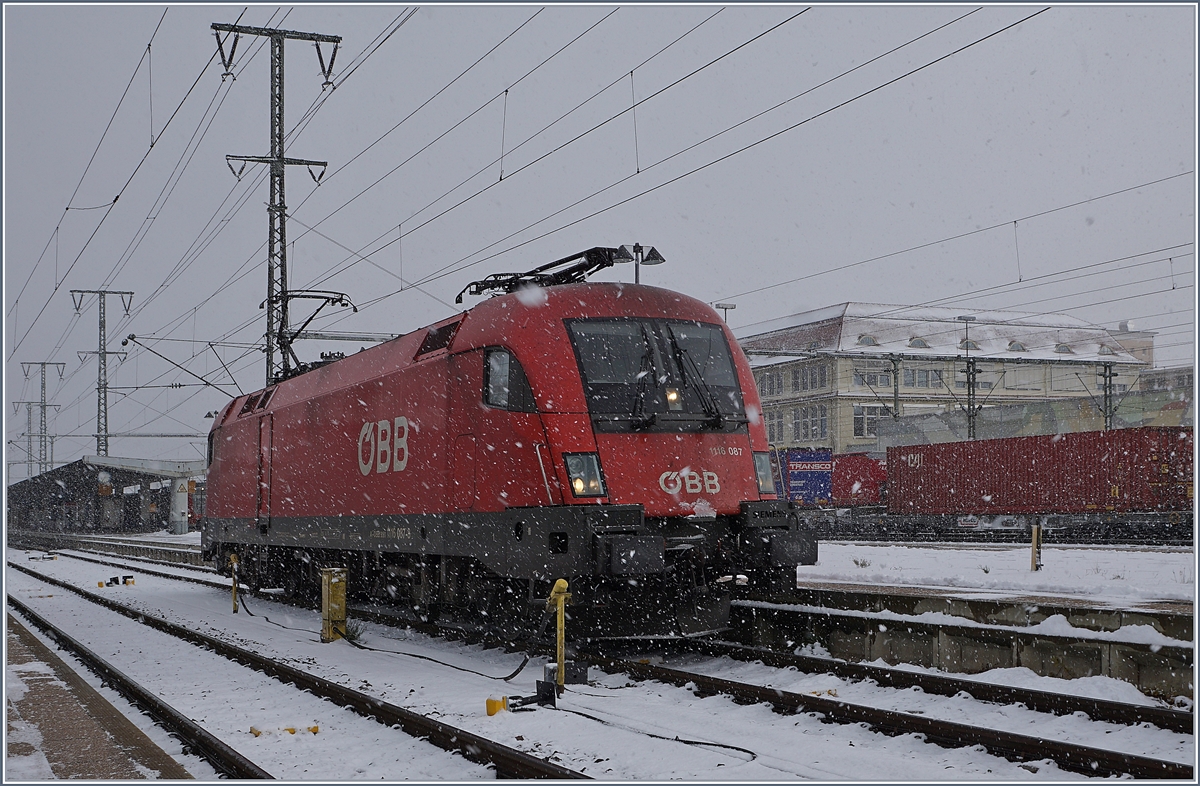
left=736, top=302, right=1143, bottom=366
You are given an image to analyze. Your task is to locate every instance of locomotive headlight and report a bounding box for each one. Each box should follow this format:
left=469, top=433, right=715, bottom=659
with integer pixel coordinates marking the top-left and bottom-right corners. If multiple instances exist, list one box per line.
left=665, top=387, right=683, bottom=411
left=754, top=452, right=777, bottom=495
left=564, top=453, right=606, bottom=498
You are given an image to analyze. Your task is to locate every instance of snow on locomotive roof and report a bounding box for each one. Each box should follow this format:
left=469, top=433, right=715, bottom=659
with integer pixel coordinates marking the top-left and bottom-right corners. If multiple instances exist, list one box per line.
left=735, top=302, right=1142, bottom=366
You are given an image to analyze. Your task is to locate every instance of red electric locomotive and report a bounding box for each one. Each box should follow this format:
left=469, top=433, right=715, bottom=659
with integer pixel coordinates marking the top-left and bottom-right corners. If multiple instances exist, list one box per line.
left=202, top=247, right=816, bottom=638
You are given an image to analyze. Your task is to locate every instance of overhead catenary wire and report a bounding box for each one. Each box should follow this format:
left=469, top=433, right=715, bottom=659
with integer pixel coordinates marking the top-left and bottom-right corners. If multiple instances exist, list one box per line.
left=68, top=6, right=394, bottom=405
left=119, top=3, right=768, bottom=362
left=7, top=9, right=169, bottom=317
left=131, top=7, right=606, bottom=362
left=718, top=170, right=1192, bottom=304
left=334, top=7, right=1050, bottom=321
left=286, top=7, right=616, bottom=248
left=125, top=9, right=421, bottom=346
left=15, top=6, right=278, bottom=379
left=306, top=5, right=986, bottom=303
left=15, top=10, right=278, bottom=385
left=289, top=7, right=546, bottom=211
left=302, top=6, right=725, bottom=292
left=7, top=24, right=226, bottom=360
left=365, top=8, right=814, bottom=289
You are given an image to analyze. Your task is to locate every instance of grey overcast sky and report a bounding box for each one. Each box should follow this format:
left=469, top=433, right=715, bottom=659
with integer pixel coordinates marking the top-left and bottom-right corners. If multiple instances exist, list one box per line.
left=4, top=3, right=1196, bottom=473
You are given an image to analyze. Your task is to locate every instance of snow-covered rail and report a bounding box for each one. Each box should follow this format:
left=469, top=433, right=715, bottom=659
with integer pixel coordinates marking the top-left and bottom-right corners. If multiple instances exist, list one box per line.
left=583, top=655, right=1193, bottom=779
left=10, top=551, right=1193, bottom=779
left=8, top=596, right=273, bottom=779
left=677, top=639, right=1193, bottom=733
left=7, top=561, right=587, bottom=780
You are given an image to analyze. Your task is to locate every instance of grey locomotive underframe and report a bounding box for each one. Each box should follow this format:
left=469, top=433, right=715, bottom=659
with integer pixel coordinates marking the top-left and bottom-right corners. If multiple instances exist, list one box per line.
left=202, top=500, right=816, bottom=586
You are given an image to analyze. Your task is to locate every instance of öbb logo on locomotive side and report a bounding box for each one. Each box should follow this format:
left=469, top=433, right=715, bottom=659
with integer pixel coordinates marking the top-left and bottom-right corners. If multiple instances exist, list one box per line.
left=358, top=417, right=410, bottom=475
left=659, top=469, right=720, bottom=495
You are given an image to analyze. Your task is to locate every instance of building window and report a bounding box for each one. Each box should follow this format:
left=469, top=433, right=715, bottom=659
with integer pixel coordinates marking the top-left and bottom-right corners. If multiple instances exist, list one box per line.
left=759, top=371, right=784, bottom=398
left=766, top=410, right=785, bottom=443
left=1005, top=366, right=1041, bottom=390
left=958, top=338, right=980, bottom=351
left=1054, top=343, right=1074, bottom=354
left=853, top=362, right=891, bottom=388
left=903, top=368, right=943, bottom=388
left=793, top=363, right=828, bottom=392
left=793, top=405, right=829, bottom=441
left=853, top=404, right=885, bottom=437
left=1008, top=341, right=1028, bottom=352
left=1051, top=368, right=1088, bottom=391
left=908, top=337, right=930, bottom=348
left=857, top=335, right=879, bottom=346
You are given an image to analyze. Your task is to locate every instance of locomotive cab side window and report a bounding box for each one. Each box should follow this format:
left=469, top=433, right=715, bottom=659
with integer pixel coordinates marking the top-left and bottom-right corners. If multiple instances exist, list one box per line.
left=484, top=348, right=537, bottom=412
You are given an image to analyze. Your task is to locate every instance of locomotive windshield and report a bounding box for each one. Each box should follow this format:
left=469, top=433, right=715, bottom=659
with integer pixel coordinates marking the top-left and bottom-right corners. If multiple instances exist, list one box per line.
left=567, top=318, right=746, bottom=432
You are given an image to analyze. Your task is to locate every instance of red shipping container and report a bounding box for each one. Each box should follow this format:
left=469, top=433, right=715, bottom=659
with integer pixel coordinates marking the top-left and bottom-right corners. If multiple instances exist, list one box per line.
left=832, top=453, right=887, bottom=506
left=886, top=427, right=1192, bottom=516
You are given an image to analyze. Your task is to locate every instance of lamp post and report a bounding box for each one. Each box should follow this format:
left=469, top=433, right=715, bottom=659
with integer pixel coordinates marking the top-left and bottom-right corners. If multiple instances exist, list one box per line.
left=619, top=243, right=665, bottom=284
left=957, top=315, right=978, bottom=440
left=715, top=302, right=736, bottom=322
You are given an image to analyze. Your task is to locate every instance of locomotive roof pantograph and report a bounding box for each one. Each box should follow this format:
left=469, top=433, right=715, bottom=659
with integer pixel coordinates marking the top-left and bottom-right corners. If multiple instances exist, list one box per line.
left=455, top=245, right=662, bottom=303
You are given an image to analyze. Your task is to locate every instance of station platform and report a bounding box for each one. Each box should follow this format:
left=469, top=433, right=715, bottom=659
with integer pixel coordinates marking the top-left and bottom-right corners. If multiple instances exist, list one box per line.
left=784, top=579, right=1193, bottom=641
left=5, top=613, right=192, bottom=779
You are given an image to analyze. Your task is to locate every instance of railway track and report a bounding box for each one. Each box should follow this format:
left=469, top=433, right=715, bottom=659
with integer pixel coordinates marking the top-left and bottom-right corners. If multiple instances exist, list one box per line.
left=7, top=561, right=587, bottom=780
left=8, top=597, right=272, bottom=779
left=677, top=639, right=1194, bottom=733
left=579, top=654, right=1193, bottom=779
left=19, top=547, right=1194, bottom=734
left=29, top=540, right=1194, bottom=705
left=17, top=548, right=1195, bottom=778
left=10, top=532, right=207, bottom=567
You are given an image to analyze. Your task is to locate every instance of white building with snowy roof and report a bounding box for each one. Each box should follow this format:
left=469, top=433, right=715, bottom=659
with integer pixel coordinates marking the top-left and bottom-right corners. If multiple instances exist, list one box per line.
left=735, top=303, right=1147, bottom=453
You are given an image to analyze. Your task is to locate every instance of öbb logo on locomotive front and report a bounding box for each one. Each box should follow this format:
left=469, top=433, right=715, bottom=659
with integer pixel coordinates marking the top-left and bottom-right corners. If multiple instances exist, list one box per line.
left=659, top=469, right=721, bottom=494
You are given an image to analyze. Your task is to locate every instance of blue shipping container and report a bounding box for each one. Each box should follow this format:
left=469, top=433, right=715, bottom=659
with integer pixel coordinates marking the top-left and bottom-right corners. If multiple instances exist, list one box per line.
left=772, top=448, right=832, bottom=505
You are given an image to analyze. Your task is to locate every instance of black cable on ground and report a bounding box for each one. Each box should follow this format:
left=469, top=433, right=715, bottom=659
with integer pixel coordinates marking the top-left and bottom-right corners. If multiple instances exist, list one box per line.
left=555, top=703, right=758, bottom=762
left=236, top=588, right=534, bottom=681
left=333, top=623, right=532, bottom=682
left=237, top=589, right=320, bottom=634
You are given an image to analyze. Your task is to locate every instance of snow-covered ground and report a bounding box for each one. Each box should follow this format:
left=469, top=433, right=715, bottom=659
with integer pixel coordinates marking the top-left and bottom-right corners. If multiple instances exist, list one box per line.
left=799, top=541, right=1196, bottom=606
left=5, top=547, right=1195, bottom=779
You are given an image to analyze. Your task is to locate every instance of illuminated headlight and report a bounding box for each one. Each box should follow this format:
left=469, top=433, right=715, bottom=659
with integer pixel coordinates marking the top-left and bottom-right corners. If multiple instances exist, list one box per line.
left=665, top=387, right=683, bottom=411
left=754, top=452, right=776, bottom=495
left=564, top=453, right=606, bottom=497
